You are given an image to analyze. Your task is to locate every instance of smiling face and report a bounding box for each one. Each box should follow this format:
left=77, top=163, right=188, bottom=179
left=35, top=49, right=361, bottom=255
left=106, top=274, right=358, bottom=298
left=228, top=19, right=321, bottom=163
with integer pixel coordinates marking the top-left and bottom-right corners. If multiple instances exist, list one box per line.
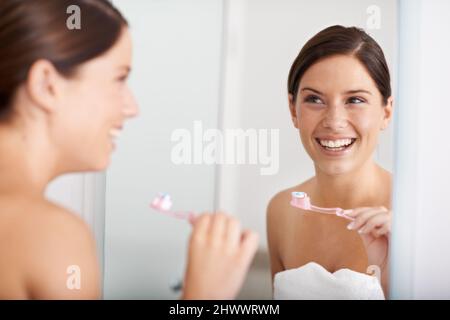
left=289, top=54, right=393, bottom=176
left=51, top=28, right=139, bottom=171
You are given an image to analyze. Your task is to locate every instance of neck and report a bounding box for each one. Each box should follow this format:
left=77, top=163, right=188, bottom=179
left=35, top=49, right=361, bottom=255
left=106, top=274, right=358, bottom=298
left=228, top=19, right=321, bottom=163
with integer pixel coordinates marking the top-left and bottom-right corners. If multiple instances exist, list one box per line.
left=0, top=121, right=62, bottom=196
left=312, top=160, right=390, bottom=210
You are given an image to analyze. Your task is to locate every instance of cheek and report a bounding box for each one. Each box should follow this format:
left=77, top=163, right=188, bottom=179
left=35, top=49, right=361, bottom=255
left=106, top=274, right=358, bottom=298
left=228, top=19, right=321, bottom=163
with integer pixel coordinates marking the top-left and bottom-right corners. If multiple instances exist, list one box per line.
left=350, top=112, right=383, bottom=158
left=351, top=111, right=382, bottom=139
left=298, top=106, right=321, bottom=133
left=80, top=85, right=122, bottom=123
left=60, top=88, right=113, bottom=149
left=298, top=111, right=323, bottom=150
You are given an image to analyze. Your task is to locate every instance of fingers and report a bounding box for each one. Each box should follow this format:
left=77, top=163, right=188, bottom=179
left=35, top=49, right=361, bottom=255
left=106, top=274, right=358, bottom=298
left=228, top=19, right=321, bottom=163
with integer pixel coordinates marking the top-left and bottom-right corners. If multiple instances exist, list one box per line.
left=347, top=206, right=386, bottom=230
left=183, top=212, right=259, bottom=300
left=192, top=212, right=258, bottom=253
left=346, top=207, right=379, bottom=218
left=359, top=213, right=390, bottom=235
left=347, top=206, right=391, bottom=237
left=225, top=216, right=241, bottom=251
left=371, top=220, right=391, bottom=237
left=191, top=213, right=211, bottom=243
left=210, top=213, right=227, bottom=244
left=239, top=229, right=259, bottom=265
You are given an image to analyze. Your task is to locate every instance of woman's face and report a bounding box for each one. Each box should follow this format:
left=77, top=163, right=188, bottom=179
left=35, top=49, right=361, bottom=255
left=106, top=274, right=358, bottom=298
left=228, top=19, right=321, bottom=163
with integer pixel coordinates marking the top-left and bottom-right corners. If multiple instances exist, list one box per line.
left=289, top=55, right=393, bottom=176
left=53, top=28, right=138, bottom=171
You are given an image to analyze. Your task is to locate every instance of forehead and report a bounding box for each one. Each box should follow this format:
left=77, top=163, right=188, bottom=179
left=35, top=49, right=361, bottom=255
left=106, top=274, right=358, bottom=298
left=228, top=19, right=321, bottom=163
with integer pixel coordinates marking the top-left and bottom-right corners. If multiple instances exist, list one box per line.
left=75, top=28, right=132, bottom=76
left=300, top=55, right=378, bottom=93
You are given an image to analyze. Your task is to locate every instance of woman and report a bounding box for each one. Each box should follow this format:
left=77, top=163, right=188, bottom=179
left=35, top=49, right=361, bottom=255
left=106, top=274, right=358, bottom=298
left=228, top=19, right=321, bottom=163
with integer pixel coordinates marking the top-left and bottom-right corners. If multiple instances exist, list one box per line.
left=267, top=26, right=393, bottom=299
left=0, top=0, right=258, bottom=299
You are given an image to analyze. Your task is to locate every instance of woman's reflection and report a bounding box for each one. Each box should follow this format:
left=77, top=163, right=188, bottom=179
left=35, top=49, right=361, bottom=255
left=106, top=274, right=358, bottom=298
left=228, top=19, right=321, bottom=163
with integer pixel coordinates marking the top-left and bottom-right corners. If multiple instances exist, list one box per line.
left=267, top=25, right=393, bottom=299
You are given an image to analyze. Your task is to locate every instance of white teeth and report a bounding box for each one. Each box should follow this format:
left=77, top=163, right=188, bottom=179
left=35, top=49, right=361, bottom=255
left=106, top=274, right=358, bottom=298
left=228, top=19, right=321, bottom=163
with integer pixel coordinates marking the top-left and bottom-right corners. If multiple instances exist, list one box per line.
left=318, top=138, right=353, bottom=148
left=109, top=128, right=122, bottom=139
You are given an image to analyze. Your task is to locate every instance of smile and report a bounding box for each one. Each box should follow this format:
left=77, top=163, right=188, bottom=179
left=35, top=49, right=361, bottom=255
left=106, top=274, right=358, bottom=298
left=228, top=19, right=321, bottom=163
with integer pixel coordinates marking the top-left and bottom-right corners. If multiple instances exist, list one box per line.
left=109, top=128, right=122, bottom=140
left=315, top=138, right=357, bottom=153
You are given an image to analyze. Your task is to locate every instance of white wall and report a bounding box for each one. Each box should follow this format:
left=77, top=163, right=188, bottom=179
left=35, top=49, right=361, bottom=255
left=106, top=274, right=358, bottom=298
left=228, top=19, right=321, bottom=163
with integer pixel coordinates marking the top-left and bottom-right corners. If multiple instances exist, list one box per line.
left=217, top=0, right=397, bottom=251
left=391, top=0, right=450, bottom=299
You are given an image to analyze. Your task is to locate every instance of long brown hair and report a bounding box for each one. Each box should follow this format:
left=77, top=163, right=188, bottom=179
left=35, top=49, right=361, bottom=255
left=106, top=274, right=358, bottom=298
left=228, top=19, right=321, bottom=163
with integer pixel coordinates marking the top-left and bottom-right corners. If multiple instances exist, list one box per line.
left=288, top=25, right=391, bottom=105
left=0, top=0, right=128, bottom=120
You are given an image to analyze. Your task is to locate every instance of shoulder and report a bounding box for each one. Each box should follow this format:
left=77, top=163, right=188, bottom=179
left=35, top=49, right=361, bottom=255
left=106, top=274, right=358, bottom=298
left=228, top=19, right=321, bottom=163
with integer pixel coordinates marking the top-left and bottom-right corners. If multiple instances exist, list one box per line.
left=18, top=198, right=100, bottom=299
left=266, top=179, right=315, bottom=277
left=19, top=198, right=94, bottom=250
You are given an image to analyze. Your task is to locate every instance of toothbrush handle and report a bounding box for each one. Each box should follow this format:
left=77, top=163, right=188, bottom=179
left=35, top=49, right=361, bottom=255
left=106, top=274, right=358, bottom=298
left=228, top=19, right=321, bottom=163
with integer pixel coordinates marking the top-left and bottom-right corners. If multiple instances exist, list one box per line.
left=150, top=204, right=197, bottom=224
left=166, top=210, right=196, bottom=223
left=174, top=211, right=196, bottom=224
left=310, top=205, right=340, bottom=214
left=336, top=209, right=355, bottom=221
left=310, top=206, right=355, bottom=221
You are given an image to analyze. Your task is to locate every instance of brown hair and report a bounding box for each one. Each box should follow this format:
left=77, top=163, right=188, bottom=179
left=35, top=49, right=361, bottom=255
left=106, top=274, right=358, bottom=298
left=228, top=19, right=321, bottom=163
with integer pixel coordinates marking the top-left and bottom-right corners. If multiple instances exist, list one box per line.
left=0, top=0, right=128, bottom=120
left=288, top=25, right=391, bottom=105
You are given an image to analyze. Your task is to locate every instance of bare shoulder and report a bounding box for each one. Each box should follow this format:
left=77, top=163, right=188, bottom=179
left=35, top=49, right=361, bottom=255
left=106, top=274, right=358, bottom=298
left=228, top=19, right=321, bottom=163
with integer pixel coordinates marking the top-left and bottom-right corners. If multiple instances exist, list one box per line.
left=266, top=178, right=315, bottom=277
left=14, top=197, right=100, bottom=299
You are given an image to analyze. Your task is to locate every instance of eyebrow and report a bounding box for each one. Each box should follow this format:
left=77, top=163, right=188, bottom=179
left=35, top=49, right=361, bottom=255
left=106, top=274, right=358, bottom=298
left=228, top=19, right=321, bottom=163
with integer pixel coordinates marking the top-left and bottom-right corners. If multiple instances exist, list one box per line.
left=301, top=87, right=323, bottom=95
left=300, top=87, right=372, bottom=95
left=345, top=89, right=372, bottom=95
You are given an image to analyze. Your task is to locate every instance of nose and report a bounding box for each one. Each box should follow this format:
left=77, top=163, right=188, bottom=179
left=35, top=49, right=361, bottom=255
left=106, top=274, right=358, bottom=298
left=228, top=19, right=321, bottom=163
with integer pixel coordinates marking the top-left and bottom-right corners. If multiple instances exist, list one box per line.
left=321, top=104, right=348, bottom=130
left=122, top=89, right=139, bottom=119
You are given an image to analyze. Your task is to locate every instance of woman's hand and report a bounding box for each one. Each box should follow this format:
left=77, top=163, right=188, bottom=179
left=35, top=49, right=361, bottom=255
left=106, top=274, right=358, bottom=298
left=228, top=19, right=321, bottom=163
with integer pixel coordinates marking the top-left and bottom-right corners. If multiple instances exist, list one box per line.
left=346, top=206, right=391, bottom=295
left=182, top=212, right=259, bottom=300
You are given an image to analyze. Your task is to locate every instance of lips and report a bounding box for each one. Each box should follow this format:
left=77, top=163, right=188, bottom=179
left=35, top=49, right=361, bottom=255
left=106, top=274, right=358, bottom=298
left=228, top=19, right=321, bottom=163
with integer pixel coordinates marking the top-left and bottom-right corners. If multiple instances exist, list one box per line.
left=109, top=125, right=123, bottom=150
left=314, top=136, right=357, bottom=155
left=109, top=128, right=122, bottom=139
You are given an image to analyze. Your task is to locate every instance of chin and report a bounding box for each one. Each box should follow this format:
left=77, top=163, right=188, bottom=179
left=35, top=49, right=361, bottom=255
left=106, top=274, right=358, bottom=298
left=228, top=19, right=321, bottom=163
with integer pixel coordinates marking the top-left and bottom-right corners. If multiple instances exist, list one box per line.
left=317, top=161, right=356, bottom=176
left=87, top=153, right=111, bottom=172
left=94, top=158, right=111, bottom=171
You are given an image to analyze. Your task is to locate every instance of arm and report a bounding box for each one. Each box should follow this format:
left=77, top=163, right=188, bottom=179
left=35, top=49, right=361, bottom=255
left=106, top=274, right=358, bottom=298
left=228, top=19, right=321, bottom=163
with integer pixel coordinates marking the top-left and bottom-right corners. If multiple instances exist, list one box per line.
left=346, top=206, right=391, bottom=298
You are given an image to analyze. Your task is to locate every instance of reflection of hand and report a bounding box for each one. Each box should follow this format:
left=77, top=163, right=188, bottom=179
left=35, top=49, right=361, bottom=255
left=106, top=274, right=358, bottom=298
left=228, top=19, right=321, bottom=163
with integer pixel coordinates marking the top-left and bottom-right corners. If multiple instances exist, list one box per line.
left=182, top=212, right=259, bottom=300
left=346, top=207, right=391, bottom=295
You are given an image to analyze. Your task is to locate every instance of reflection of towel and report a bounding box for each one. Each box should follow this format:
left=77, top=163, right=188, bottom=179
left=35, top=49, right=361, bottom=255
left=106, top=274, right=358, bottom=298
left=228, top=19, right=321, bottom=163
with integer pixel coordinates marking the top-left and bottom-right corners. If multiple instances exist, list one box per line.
left=273, top=262, right=385, bottom=300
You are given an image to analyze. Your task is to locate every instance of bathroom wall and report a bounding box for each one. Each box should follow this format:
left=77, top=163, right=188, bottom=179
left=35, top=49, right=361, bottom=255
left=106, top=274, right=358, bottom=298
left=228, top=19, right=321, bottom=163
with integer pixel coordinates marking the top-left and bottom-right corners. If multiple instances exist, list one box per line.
left=391, top=0, right=450, bottom=299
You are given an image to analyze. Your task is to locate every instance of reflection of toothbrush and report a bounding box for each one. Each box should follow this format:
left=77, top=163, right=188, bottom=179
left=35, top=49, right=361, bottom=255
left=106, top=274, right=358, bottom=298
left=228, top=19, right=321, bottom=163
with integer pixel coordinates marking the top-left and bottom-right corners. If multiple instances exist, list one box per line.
left=150, top=193, right=196, bottom=223
left=290, top=192, right=355, bottom=221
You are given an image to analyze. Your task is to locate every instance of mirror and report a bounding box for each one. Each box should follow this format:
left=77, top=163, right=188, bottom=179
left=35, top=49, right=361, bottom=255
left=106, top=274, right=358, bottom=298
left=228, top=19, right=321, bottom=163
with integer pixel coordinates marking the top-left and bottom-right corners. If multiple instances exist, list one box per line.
left=102, top=0, right=397, bottom=299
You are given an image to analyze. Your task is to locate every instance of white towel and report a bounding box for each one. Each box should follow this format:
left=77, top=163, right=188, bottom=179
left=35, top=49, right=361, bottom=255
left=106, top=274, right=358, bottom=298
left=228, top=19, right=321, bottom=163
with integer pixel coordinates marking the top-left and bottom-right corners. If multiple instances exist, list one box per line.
left=273, top=262, right=385, bottom=300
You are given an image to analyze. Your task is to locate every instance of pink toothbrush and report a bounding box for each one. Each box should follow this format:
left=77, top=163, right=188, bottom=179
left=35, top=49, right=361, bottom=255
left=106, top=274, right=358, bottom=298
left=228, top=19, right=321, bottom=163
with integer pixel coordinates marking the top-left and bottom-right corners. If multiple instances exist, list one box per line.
left=150, top=193, right=196, bottom=223
left=290, top=192, right=355, bottom=221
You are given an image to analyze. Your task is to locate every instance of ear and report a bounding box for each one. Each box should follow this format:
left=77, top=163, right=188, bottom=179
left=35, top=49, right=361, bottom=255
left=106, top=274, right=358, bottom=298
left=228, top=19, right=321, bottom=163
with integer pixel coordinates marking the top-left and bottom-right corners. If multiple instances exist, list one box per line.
left=288, top=94, right=299, bottom=129
left=380, top=96, right=394, bottom=130
left=26, top=59, right=63, bottom=115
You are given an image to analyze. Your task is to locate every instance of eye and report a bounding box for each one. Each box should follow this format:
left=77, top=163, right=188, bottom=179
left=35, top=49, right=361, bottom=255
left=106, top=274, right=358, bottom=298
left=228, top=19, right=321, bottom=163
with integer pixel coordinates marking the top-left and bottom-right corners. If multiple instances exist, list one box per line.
left=303, top=95, right=324, bottom=105
left=116, top=74, right=129, bottom=83
left=346, top=96, right=366, bottom=105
